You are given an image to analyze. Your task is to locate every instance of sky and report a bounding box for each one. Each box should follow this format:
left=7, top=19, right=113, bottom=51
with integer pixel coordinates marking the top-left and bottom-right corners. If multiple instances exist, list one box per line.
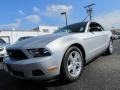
left=0, top=0, right=120, bottom=30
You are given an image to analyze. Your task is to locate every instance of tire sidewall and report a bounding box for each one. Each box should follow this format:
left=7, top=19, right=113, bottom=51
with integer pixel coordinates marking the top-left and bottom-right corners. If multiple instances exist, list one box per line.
left=60, top=46, right=83, bottom=81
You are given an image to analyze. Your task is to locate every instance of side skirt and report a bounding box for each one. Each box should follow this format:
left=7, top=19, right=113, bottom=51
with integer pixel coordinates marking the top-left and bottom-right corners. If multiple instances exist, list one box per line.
left=84, top=49, right=107, bottom=66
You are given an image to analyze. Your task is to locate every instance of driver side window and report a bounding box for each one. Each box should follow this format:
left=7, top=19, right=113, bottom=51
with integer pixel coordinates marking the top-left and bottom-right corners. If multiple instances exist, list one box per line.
left=89, top=23, right=103, bottom=32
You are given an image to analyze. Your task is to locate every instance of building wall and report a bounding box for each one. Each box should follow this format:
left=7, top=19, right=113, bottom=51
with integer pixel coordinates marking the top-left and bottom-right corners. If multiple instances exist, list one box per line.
left=33, top=26, right=59, bottom=33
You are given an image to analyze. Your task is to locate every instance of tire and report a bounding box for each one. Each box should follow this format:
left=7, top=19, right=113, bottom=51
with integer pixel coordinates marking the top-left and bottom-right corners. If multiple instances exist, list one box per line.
left=60, top=46, right=83, bottom=82
left=106, top=40, right=113, bottom=55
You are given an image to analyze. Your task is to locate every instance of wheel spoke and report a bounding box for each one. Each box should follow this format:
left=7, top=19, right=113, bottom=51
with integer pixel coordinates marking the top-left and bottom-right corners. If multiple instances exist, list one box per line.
left=68, top=64, right=74, bottom=72
left=74, top=52, right=80, bottom=59
left=72, top=65, right=76, bottom=75
left=75, top=62, right=81, bottom=67
left=69, top=54, right=74, bottom=61
left=73, top=65, right=79, bottom=75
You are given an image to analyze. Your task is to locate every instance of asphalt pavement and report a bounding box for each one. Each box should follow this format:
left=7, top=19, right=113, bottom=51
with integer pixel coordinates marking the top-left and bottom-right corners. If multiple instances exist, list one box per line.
left=0, top=40, right=120, bottom=90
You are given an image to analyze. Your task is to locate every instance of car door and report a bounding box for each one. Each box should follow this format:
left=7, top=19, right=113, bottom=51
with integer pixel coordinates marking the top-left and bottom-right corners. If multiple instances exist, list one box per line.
left=83, top=22, right=107, bottom=62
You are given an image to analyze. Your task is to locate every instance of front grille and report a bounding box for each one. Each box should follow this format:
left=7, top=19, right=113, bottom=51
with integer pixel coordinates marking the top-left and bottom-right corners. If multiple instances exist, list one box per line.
left=7, top=64, right=24, bottom=77
left=7, top=49, right=28, bottom=60
left=12, top=70, right=24, bottom=77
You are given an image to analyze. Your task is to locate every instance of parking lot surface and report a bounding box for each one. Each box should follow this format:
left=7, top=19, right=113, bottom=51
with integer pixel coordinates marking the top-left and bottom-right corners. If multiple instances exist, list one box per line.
left=0, top=40, right=120, bottom=90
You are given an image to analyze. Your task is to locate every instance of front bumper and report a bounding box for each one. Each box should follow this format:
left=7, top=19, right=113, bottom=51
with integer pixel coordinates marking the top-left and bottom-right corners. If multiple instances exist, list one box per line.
left=3, top=56, right=59, bottom=80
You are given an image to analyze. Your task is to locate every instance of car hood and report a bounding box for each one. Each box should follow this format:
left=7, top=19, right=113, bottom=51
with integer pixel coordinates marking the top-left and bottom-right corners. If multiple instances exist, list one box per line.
left=8, top=33, right=70, bottom=49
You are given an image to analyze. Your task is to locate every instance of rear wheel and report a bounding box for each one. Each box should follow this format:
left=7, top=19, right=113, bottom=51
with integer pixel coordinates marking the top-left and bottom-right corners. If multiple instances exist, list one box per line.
left=106, top=40, right=113, bottom=55
left=60, top=46, right=83, bottom=82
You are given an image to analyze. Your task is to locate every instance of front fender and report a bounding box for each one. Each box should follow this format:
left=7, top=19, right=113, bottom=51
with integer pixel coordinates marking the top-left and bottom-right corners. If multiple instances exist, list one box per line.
left=46, top=36, right=84, bottom=73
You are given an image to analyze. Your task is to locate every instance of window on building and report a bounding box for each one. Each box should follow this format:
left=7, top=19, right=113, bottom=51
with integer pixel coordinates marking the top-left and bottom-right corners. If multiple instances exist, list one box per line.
left=43, top=29, right=49, bottom=32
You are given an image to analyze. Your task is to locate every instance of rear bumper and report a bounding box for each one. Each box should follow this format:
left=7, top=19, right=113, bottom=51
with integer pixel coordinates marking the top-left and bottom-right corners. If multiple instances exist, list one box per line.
left=3, top=56, right=60, bottom=80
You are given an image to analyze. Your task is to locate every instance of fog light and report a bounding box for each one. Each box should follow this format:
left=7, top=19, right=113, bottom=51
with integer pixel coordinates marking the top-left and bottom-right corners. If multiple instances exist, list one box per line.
left=32, top=70, right=44, bottom=76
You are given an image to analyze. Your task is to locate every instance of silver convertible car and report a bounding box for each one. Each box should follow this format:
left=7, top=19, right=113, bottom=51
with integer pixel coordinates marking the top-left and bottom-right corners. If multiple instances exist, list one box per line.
left=3, top=21, right=113, bottom=82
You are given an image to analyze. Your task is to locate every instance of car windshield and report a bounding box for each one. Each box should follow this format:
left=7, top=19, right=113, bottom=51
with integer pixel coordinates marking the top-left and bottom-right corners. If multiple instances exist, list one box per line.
left=55, top=22, right=87, bottom=33
left=0, top=38, right=6, bottom=43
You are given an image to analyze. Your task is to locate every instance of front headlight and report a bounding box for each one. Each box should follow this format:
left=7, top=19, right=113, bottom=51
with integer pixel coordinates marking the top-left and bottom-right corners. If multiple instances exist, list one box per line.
left=27, top=48, right=51, bottom=57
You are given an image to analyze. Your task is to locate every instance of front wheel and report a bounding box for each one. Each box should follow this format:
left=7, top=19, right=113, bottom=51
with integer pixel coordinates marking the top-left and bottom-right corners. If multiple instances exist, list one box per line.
left=60, top=46, right=83, bottom=82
